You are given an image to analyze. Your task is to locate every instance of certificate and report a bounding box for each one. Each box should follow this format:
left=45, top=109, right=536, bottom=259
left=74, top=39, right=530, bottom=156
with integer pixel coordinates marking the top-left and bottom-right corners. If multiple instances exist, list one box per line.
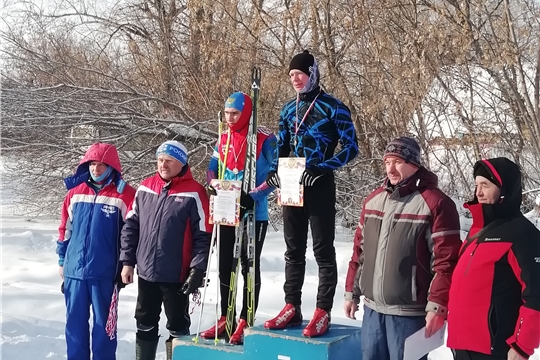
left=403, top=323, right=446, bottom=360
left=209, top=179, right=242, bottom=226
left=277, top=157, right=305, bottom=207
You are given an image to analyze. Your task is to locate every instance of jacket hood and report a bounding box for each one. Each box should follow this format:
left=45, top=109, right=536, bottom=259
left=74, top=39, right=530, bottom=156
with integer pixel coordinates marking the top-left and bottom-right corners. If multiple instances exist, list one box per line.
left=465, top=157, right=522, bottom=230
left=228, top=94, right=253, bottom=134
left=64, top=143, right=126, bottom=192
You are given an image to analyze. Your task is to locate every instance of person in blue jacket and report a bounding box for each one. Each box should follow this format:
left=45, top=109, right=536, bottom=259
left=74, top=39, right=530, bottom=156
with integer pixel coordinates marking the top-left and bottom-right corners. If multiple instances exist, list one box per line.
left=200, top=92, right=276, bottom=344
left=264, top=50, right=359, bottom=337
left=56, top=142, right=136, bottom=360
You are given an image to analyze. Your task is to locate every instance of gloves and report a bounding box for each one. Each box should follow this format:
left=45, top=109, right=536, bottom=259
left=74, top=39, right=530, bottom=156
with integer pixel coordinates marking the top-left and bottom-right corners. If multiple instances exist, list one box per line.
left=180, top=268, right=205, bottom=295
left=299, top=168, right=325, bottom=187
left=265, top=171, right=281, bottom=188
left=240, top=191, right=255, bottom=216
left=61, top=281, right=64, bottom=294
left=205, top=184, right=217, bottom=197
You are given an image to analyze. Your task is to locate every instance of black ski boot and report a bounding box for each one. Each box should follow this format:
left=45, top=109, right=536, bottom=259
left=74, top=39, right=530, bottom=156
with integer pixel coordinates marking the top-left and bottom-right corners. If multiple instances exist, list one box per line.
left=135, top=338, right=158, bottom=360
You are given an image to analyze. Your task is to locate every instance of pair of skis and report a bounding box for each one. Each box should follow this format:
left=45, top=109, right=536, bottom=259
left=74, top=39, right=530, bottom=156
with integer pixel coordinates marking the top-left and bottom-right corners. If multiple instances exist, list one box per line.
left=194, top=67, right=261, bottom=344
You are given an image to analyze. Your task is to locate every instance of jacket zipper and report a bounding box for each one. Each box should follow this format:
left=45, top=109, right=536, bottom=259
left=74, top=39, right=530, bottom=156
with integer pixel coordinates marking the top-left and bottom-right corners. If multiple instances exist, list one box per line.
left=516, top=318, right=524, bottom=340
left=84, top=190, right=99, bottom=279
left=151, top=184, right=170, bottom=276
left=463, top=243, right=479, bottom=277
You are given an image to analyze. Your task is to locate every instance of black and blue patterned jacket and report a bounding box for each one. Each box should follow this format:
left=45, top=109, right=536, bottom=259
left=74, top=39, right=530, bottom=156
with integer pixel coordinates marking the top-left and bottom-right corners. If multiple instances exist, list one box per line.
left=271, top=87, right=359, bottom=172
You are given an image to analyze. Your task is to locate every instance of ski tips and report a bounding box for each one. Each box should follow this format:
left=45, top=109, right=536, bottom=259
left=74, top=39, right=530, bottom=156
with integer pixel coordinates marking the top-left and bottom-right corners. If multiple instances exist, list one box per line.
left=218, top=110, right=222, bottom=122
left=251, top=67, right=261, bottom=86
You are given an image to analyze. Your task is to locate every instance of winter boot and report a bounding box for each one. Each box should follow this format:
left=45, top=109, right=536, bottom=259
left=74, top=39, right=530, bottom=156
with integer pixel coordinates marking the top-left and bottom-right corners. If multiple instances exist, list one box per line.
left=263, top=303, right=303, bottom=330
left=229, top=318, right=248, bottom=345
left=135, top=338, right=158, bottom=360
left=200, top=316, right=228, bottom=339
left=302, top=308, right=330, bottom=337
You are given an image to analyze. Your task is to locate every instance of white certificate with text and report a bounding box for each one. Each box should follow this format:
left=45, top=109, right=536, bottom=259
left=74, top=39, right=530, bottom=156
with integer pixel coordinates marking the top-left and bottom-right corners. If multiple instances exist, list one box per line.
left=209, top=180, right=241, bottom=226
left=277, top=157, right=305, bottom=207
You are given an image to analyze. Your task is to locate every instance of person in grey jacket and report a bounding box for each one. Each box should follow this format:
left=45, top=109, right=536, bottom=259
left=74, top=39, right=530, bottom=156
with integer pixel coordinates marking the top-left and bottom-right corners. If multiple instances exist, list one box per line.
left=344, top=137, right=462, bottom=360
left=120, top=140, right=212, bottom=360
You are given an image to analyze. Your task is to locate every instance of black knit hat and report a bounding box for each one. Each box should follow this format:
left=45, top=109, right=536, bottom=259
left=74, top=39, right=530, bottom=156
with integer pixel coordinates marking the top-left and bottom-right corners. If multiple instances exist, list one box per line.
left=383, top=137, right=422, bottom=168
left=289, top=50, right=315, bottom=76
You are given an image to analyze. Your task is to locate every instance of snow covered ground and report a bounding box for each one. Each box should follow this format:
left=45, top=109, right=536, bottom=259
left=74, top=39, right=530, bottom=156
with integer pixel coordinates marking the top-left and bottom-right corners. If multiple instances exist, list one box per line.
left=0, top=214, right=454, bottom=360
left=1, top=185, right=539, bottom=359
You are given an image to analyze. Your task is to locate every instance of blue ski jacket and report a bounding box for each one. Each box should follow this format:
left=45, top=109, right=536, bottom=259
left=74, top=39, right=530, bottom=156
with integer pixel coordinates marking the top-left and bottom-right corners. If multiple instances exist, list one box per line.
left=56, top=143, right=136, bottom=281
left=271, top=87, right=359, bottom=173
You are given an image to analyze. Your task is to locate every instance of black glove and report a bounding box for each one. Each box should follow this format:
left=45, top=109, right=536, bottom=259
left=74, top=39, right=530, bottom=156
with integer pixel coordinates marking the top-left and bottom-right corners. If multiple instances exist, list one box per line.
left=240, top=191, right=255, bottom=216
left=61, top=281, right=64, bottom=294
left=265, top=171, right=281, bottom=188
left=299, top=168, right=325, bottom=187
left=205, top=184, right=217, bottom=197
left=180, top=268, right=205, bottom=295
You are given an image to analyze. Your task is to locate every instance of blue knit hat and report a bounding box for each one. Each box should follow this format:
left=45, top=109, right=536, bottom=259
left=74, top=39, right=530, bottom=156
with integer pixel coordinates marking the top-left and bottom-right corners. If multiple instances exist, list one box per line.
left=224, top=92, right=246, bottom=112
left=383, top=137, right=422, bottom=168
left=156, top=140, right=188, bottom=165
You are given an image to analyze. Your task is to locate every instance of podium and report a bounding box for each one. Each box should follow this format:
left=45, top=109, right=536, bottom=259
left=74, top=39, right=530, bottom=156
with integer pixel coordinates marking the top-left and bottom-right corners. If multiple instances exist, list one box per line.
left=172, top=321, right=362, bottom=360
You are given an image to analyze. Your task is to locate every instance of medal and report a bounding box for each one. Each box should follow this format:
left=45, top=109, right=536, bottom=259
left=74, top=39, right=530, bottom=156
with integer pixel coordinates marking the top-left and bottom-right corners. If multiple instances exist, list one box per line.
left=294, top=91, right=321, bottom=149
left=233, top=168, right=239, bottom=175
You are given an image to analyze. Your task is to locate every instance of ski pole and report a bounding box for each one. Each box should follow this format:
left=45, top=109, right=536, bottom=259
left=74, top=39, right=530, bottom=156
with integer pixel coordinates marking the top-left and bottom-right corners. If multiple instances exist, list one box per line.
left=215, top=224, right=221, bottom=345
left=193, top=223, right=217, bottom=344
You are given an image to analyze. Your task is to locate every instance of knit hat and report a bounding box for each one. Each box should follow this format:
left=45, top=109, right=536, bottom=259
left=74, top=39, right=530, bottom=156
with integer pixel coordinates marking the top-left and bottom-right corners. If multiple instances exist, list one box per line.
left=156, top=140, right=188, bottom=165
left=383, top=137, right=422, bottom=168
left=289, top=50, right=316, bottom=77
left=225, top=92, right=246, bottom=112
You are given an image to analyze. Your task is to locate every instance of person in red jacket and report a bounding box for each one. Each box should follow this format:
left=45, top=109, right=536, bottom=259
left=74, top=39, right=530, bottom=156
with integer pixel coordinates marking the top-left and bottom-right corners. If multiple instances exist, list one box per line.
left=447, top=157, right=540, bottom=360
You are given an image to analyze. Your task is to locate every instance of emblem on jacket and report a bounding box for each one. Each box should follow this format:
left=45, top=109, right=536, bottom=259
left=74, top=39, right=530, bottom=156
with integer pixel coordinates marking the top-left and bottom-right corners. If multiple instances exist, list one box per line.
left=101, top=205, right=117, bottom=217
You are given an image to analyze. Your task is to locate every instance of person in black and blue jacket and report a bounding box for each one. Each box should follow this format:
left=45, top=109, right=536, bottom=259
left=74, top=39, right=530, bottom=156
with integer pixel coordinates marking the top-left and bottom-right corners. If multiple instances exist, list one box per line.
left=264, top=50, right=359, bottom=337
left=120, top=140, right=212, bottom=360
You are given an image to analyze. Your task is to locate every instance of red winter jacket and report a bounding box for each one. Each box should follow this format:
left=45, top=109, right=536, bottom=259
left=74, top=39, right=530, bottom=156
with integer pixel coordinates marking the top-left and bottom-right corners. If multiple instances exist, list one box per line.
left=447, top=158, right=540, bottom=358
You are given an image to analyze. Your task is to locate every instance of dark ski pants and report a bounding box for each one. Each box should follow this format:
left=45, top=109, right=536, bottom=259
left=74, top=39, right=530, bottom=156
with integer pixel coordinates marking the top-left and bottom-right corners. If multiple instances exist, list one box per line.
left=135, top=277, right=190, bottom=341
left=219, top=220, right=268, bottom=320
left=453, top=350, right=507, bottom=360
left=361, top=306, right=427, bottom=360
left=282, top=173, right=337, bottom=312
left=64, top=277, right=117, bottom=360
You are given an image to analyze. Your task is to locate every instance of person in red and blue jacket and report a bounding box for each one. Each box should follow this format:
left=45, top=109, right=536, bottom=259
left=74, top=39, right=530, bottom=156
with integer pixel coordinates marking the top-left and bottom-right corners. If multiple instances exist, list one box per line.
left=448, top=157, right=540, bottom=360
left=200, top=91, right=276, bottom=344
left=120, top=140, right=212, bottom=360
left=56, top=142, right=136, bottom=360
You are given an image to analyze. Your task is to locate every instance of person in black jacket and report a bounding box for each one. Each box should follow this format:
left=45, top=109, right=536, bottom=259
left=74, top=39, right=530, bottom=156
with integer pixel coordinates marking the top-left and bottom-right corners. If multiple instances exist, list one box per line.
left=120, top=140, right=212, bottom=360
left=447, top=157, right=540, bottom=360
